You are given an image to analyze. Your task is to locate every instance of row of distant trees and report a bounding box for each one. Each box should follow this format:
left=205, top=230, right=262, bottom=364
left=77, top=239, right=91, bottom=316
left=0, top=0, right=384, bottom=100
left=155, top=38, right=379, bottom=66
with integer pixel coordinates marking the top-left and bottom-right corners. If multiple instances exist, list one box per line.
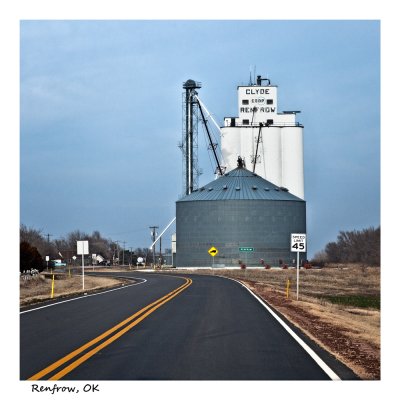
left=20, top=225, right=157, bottom=272
left=312, top=226, right=380, bottom=266
left=21, top=224, right=381, bottom=271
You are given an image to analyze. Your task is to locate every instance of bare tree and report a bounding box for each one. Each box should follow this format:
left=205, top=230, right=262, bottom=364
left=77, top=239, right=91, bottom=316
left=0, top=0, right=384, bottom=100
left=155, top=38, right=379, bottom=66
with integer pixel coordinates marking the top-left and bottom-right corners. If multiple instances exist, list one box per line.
left=324, top=226, right=380, bottom=266
left=20, top=225, right=57, bottom=258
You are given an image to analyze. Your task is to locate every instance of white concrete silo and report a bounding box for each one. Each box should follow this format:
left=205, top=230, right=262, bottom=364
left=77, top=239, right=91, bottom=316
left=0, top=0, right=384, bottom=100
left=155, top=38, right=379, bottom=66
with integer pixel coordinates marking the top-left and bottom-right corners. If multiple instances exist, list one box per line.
left=220, top=75, right=305, bottom=199
left=281, top=126, right=304, bottom=200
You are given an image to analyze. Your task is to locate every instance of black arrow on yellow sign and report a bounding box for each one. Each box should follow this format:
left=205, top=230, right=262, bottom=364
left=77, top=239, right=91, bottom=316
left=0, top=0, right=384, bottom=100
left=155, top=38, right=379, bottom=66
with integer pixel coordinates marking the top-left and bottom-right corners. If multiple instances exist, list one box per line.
left=208, top=246, right=218, bottom=257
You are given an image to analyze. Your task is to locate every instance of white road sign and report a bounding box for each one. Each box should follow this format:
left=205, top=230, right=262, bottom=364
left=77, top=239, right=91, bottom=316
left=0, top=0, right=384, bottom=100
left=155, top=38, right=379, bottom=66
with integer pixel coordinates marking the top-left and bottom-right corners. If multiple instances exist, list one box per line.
left=291, top=233, right=306, bottom=253
left=77, top=240, right=89, bottom=255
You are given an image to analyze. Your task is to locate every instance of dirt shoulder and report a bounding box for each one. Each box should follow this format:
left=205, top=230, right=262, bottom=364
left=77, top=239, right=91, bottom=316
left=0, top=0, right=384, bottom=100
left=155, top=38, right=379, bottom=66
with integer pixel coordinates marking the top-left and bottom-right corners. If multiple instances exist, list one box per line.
left=240, top=279, right=380, bottom=380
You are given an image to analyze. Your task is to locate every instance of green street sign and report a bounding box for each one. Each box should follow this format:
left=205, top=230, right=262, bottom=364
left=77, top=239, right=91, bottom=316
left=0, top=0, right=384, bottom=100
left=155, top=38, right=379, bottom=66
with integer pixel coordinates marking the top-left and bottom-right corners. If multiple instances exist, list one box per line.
left=239, top=247, right=254, bottom=252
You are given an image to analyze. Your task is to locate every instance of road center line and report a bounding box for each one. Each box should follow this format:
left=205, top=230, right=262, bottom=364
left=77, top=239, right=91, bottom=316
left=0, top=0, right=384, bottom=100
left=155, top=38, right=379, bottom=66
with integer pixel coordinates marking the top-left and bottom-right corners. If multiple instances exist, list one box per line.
left=28, top=277, right=192, bottom=381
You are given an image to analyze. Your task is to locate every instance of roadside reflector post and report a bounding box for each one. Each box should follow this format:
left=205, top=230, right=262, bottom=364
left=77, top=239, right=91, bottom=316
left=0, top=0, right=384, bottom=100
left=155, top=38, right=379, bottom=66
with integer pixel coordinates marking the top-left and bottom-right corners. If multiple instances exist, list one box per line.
left=286, top=278, right=290, bottom=299
left=51, top=273, right=55, bottom=299
left=290, top=233, right=307, bottom=301
left=77, top=241, right=89, bottom=291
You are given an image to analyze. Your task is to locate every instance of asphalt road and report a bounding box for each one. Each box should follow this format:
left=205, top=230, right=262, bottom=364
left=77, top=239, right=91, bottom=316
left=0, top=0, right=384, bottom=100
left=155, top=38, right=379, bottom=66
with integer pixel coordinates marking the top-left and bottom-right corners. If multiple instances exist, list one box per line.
left=20, top=272, right=357, bottom=380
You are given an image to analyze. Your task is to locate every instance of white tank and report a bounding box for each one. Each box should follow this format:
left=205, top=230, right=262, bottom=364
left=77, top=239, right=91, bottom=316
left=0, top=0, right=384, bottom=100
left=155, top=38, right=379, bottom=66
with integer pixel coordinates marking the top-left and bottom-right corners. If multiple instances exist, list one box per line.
left=281, top=126, right=304, bottom=199
left=220, top=76, right=304, bottom=199
left=221, top=127, right=241, bottom=171
left=260, top=126, right=282, bottom=187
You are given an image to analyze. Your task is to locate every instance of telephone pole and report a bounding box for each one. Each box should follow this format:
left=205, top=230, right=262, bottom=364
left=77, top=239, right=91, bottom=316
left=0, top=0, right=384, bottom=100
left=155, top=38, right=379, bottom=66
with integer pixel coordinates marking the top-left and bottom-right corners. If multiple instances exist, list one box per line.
left=159, top=236, right=162, bottom=267
left=149, top=226, right=158, bottom=267
left=122, top=241, right=126, bottom=266
left=114, top=241, right=121, bottom=265
left=129, top=247, right=133, bottom=266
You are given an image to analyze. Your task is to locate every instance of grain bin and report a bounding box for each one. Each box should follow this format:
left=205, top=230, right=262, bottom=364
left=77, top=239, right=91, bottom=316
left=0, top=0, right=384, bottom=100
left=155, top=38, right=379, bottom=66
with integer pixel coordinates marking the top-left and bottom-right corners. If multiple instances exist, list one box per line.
left=175, top=163, right=306, bottom=267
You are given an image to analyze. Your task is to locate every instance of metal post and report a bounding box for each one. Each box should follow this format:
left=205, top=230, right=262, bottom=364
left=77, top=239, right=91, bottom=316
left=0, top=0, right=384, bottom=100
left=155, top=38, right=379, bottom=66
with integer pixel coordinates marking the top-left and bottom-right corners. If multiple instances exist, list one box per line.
left=296, top=251, right=299, bottom=300
left=82, top=253, right=85, bottom=291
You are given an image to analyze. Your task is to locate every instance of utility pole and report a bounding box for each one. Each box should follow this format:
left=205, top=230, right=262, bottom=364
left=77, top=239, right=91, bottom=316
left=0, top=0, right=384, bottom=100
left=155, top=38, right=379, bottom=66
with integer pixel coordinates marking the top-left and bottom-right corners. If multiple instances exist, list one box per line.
left=129, top=247, right=133, bottom=266
left=149, top=226, right=158, bottom=267
left=115, top=241, right=121, bottom=265
left=46, top=233, right=52, bottom=243
left=122, top=241, right=126, bottom=266
left=159, top=236, right=162, bottom=267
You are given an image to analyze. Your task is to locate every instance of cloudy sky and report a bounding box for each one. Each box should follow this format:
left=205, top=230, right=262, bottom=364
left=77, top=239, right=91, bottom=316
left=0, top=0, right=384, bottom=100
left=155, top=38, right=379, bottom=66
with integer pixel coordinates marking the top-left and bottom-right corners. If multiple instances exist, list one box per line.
left=4, top=1, right=400, bottom=397
left=19, top=19, right=380, bottom=257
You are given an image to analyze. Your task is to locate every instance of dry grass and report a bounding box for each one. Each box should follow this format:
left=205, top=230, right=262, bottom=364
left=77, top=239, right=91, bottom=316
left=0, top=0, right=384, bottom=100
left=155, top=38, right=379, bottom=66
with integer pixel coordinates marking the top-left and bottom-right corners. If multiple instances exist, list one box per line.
left=20, top=273, right=126, bottom=306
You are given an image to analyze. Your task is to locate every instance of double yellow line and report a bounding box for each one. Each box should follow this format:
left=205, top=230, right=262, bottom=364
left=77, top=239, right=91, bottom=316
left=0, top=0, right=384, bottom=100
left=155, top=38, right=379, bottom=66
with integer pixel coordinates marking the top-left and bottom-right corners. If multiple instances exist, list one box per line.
left=28, top=277, right=192, bottom=381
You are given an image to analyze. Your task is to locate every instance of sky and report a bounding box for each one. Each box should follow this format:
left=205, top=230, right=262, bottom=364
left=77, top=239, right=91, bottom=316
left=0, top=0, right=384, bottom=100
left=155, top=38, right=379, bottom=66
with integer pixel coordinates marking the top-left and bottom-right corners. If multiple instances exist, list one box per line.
left=19, top=20, right=380, bottom=257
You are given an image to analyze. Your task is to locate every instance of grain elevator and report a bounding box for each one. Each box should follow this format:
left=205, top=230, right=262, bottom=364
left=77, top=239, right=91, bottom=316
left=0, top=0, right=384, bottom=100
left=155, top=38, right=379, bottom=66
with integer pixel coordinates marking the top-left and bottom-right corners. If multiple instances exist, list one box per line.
left=175, top=75, right=306, bottom=268
left=221, top=75, right=304, bottom=199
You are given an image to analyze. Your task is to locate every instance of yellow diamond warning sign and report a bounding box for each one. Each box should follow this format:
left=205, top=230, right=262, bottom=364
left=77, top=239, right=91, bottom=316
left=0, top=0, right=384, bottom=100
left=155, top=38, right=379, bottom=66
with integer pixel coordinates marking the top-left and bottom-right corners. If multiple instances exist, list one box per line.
left=208, top=246, right=218, bottom=257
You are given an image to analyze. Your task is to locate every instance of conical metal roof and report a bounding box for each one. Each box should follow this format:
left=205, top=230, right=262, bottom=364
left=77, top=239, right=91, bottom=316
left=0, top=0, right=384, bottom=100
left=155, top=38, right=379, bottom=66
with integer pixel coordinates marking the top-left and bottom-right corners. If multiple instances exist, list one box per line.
left=177, top=167, right=304, bottom=202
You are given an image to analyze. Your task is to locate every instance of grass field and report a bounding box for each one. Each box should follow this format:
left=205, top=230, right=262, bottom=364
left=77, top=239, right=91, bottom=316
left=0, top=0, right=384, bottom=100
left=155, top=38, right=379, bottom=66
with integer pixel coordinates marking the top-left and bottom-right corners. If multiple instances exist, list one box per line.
left=320, top=294, right=380, bottom=309
left=19, top=273, right=126, bottom=306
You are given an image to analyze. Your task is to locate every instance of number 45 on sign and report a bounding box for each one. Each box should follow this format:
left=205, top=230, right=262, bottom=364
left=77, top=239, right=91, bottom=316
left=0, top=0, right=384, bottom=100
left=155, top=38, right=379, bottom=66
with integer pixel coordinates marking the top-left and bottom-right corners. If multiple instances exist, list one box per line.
left=291, top=234, right=306, bottom=252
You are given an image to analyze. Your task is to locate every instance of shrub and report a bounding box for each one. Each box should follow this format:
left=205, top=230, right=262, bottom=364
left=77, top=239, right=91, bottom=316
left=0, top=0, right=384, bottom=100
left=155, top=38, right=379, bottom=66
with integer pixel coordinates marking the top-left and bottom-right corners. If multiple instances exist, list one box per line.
left=20, top=241, right=44, bottom=273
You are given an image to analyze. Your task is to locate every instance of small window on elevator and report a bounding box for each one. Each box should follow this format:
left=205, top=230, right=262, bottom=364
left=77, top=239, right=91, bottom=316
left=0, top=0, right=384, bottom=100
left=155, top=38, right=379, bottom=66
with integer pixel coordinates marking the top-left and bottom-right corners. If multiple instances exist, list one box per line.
left=243, top=119, right=249, bottom=125
left=242, top=99, right=249, bottom=105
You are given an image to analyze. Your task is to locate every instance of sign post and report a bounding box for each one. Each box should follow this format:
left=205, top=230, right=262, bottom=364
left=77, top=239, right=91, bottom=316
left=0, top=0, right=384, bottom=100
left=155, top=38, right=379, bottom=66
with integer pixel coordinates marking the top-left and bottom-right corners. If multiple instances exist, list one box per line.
left=290, top=234, right=306, bottom=300
left=239, top=247, right=254, bottom=268
left=208, top=246, right=218, bottom=270
left=77, top=241, right=89, bottom=291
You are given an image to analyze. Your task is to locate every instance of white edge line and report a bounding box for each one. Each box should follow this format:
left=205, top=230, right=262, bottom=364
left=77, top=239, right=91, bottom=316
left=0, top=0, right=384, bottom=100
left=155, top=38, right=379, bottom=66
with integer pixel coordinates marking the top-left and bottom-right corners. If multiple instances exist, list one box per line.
left=223, top=276, right=341, bottom=381
left=20, top=277, right=147, bottom=315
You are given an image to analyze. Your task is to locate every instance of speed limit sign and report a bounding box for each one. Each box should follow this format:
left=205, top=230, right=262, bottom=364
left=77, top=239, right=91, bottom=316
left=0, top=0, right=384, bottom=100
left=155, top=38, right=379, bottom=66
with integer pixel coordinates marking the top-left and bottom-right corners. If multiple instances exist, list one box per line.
left=291, top=233, right=306, bottom=252
left=291, top=233, right=307, bottom=301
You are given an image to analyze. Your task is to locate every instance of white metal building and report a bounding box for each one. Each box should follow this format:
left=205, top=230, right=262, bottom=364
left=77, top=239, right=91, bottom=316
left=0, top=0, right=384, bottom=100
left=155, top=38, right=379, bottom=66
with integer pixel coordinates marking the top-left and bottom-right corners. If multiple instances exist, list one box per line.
left=220, top=76, right=305, bottom=199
